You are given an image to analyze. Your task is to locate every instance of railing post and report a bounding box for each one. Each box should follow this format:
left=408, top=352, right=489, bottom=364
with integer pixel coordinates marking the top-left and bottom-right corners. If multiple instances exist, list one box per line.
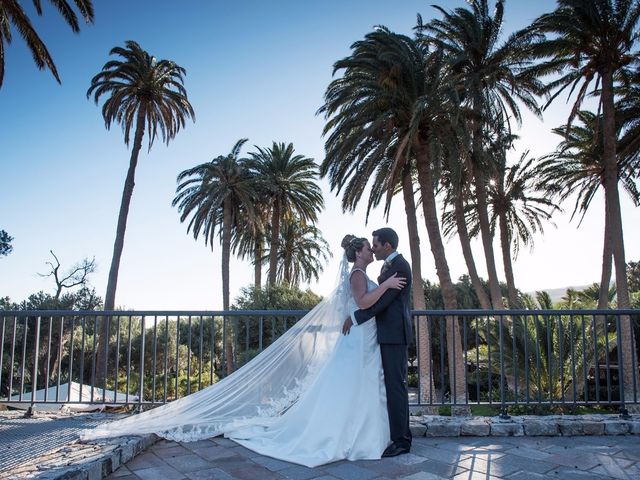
left=0, top=317, right=6, bottom=399
left=138, top=316, right=146, bottom=411
left=498, top=313, right=510, bottom=420
left=616, top=313, right=630, bottom=419
left=25, top=316, right=41, bottom=418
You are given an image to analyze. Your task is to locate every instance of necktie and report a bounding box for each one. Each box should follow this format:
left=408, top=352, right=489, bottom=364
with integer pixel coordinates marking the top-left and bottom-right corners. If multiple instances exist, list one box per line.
left=381, top=260, right=390, bottom=275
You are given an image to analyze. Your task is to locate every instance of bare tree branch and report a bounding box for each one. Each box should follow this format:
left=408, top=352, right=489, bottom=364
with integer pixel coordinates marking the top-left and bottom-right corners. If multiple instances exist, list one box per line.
left=38, top=250, right=97, bottom=299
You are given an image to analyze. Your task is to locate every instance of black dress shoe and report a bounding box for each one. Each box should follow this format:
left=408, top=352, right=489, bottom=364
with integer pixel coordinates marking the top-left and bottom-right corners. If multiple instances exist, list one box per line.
left=382, top=444, right=410, bottom=457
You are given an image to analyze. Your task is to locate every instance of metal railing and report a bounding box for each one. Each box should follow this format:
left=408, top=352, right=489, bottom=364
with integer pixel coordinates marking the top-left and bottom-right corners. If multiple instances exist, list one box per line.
left=1, top=309, right=638, bottom=415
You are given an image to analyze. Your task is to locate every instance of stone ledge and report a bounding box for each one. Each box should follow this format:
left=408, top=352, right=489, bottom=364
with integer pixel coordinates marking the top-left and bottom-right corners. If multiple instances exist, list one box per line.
left=2, top=433, right=159, bottom=480
left=410, top=413, right=640, bottom=438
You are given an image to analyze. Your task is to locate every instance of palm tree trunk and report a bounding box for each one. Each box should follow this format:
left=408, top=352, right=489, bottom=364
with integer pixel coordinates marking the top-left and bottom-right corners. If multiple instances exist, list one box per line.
left=601, top=70, right=637, bottom=401
left=254, top=241, right=262, bottom=289
left=222, top=199, right=234, bottom=375
left=598, top=188, right=613, bottom=310
left=98, top=109, right=146, bottom=385
left=415, top=144, right=466, bottom=404
left=595, top=207, right=613, bottom=357
left=499, top=213, right=520, bottom=309
left=472, top=160, right=504, bottom=310
left=268, top=200, right=280, bottom=286
left=454, top=192, right=492, bottom=309
left=401, top=168, right=435, bottom=405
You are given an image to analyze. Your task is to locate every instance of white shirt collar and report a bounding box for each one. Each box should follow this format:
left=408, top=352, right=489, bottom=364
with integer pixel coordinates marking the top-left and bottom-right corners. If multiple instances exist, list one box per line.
left=385, top=251, right=399, bottom=265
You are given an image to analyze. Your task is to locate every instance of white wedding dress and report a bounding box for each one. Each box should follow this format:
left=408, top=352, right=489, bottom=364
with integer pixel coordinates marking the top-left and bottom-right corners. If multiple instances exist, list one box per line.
left=81, top=258, right=390, bottom=467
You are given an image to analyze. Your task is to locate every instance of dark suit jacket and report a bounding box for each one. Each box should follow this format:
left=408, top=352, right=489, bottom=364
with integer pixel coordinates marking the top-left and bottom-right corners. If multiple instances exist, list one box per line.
left=353, top=253, right=412, bottom=345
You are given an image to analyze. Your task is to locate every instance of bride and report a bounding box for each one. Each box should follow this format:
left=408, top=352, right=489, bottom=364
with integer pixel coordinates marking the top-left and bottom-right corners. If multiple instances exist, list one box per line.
left=81, top=235, right=406, bottom=468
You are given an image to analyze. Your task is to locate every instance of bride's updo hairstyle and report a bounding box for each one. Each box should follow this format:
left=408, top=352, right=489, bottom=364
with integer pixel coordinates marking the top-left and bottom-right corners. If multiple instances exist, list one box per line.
left=341, top=234, right=367, bottom=262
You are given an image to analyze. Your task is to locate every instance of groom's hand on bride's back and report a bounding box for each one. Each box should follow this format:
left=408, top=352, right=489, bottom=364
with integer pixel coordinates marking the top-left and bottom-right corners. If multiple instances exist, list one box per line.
left=383, top=273, right=406, bottom=290
left=342, top=317, right=353, bottom=335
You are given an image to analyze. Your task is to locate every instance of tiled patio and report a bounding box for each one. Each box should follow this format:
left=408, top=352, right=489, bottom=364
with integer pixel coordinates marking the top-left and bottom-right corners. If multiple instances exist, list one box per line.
left=3, top=411, right=640, bottom=479
left=107, top=434, right=640, bottom=480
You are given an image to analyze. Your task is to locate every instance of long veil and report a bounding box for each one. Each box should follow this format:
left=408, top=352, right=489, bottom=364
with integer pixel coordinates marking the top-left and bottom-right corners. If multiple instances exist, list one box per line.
left=81, top=256, right=352, bottom=441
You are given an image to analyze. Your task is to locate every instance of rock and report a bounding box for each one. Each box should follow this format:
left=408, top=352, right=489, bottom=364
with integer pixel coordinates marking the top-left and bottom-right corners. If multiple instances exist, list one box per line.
left=559, top=421, right=584, bottom=436
left=627, top=421, right=640, bottom=434
left=524, top=419, right=559, bottom=436
left=604, top=421, right=629, bottom=435
left=582, top=421, right=605, bottom=435
left=461, top=419, right=490, bottom=436
left=410, top=422, right=427, bottom=437
left=491, top=421, right=524, bottom=436
left=426, top=421, right=460, bottom=437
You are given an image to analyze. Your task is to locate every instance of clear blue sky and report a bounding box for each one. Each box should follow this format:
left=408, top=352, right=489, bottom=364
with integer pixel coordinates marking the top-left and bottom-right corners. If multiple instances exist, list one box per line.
left=1, top=0, right=639, bottom=309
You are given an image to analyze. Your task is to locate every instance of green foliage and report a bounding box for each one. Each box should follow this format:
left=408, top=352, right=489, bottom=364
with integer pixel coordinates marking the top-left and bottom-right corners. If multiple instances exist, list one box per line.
left=0, top=230, right=13, bottom=257
left=231, top=284, right=322, bottom=368
left=628, top=260, right=640, bottom=293
left=0, top=1, right=94, bottom=87
left=470, top=314, right=618, bottom=402
left=88, top=40, right=195, bottom=150
left=27, top=288, right=102, bottom=311
left=270, top=216, right=331, bottom=285
left=422, top=276, right=509, bottom=310
left=232, top=284, right=322, bottom=311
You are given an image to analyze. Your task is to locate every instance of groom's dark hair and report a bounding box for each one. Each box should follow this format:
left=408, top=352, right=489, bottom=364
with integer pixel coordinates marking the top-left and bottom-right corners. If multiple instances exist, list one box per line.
left=372, top=228, right=398, bottom=249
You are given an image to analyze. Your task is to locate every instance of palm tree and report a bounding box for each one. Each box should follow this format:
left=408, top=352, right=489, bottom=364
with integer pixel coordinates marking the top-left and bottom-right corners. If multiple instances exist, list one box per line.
left=418, top=0, right=543, bottom=310
left=538, top=111, right=639, bottom=310
left=488, top=152, right=561, bottom=308
left=0, top=0, right=94, bottom=87
left=319, top=28, right=466, bottom=403
left=617, top=65, right=640, bottom=171
left=319, top=118, right=432, bottom=351
left=440, top=157, right=493, bottom=310
left=270, top=216, right=331, bottom=286
left=247, top=142, right=324, bottom=286
left=88, top=40, right=195, bottom=311
left=231, top=203, right=269, bottom=289
left=173, top=139, right=258, bottom=374
left=88, top=40, right=194, bottom=383
left=526, top=0, right=640, bottom=400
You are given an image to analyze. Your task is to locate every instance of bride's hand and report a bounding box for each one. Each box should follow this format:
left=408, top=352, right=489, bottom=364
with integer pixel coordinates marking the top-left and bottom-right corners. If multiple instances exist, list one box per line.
left=383, top=273, right=406, bottom=290
left=342, top=317, right=353, bottom=335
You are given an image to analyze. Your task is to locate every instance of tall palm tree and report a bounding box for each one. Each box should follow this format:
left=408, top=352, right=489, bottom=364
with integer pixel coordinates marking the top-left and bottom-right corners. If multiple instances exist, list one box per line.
left=270, top=216, right=331, bottom=286
left=320, top=28, right=466, bottom=403
left=538, top=111, right=639, bottom=309
left=88, top=40, right=194, bottom=383
left=440, top=156, right=493, bottom=310
left=247, top=142, right=324, bottom=286
left=0, top=0, right=94, bottom=86
left=173, top=139, right=258, bottom=374
left=418, top=0, right=543, bottom=310
left=488, top=152, right=561, bottom=308
left=320, top=123, right=431, bottom=342
left=526, top=0, right=640, bottom=399
left=88, top=40, right=195, bottom=311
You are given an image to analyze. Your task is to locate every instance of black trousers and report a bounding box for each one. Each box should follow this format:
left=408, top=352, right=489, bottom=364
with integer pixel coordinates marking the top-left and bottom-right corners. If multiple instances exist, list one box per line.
left=380, top=343, right=411, bottom=449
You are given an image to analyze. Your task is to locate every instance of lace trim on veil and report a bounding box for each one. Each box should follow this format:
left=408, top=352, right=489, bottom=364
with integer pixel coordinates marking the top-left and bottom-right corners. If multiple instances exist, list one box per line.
left=81, top=255, right=352, bottom=442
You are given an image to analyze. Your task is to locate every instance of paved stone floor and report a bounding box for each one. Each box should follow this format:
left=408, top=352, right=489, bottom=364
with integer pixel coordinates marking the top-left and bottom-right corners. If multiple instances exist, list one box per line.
left=107, top=434, right=640, bottom=480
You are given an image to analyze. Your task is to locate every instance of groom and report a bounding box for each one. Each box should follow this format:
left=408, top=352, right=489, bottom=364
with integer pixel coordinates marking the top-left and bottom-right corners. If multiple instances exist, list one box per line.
left=343, top=227, right=412, bottom=457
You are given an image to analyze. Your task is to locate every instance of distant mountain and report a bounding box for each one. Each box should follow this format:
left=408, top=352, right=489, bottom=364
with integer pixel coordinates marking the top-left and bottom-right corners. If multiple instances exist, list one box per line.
left=528, top=285, right=592, bottom=304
